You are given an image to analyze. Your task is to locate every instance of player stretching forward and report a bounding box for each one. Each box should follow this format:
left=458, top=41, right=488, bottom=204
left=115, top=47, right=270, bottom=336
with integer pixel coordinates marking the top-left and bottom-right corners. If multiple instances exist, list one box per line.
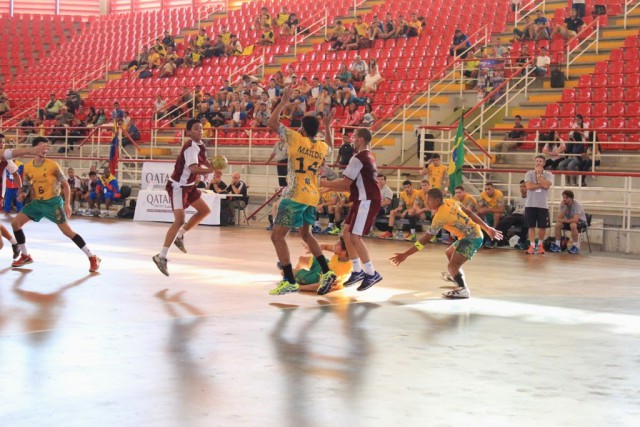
left=153, top=118, right=214, bottom=276
left=267, top=86, right=337, bottom=295
left=390, top=188, right=501, bottom=299
left=319, top=128, right=382, bottom=294
left=11, top=137, right=100, bottom=272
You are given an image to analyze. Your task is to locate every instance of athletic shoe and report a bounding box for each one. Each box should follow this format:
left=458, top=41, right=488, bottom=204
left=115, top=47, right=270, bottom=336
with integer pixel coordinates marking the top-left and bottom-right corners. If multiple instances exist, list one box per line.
left=266, top=224, right=273, bottom=231
left=568, top=246, right=580, bottom=255
left=173, top=236, right=187, bottom=253
left=153, top=254, right=169, bottom=276
left=378, top=231, right=393, bottom=239
left=328, top=226, right=341, bottom=235
left=12, top=254, right=33, bottom=268
left=404, top=233, right=417, bottom=242
left=357, top=271, right=382, bottom=291
left=269, top=280, right=300, bottom=295
left=526, top=246, right=535, bottom=255
left=311, top=225, right=322, bottom=233
left=440, top=271, right=455, bottom=283
left=317, top=270, right=337, bottom=295
left=538, top=244, right=546, bottom=255
left=514, top=242, right=527, bottom=250
left=484, top=240, right=495, bottom=249
left=11, top=244, right=20, bottom=259
left=430, top=235, right=438, bottom=243
left=442, top=287, right=470, bottom=299
left=549, top=243, right=562, bottom=253
left=89, top=256, right=101, bottom=273
left=343, top=270, right=366, bottom=287
left=322, top=226, right=334, bottom=234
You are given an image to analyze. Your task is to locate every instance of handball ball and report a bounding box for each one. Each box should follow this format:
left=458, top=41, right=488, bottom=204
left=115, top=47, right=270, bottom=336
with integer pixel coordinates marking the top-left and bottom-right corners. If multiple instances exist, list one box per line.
left=211, top=155, right=228, bottom=171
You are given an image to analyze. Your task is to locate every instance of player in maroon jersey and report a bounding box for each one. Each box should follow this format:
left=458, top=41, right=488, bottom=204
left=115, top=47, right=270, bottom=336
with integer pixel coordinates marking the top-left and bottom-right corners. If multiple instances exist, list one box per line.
left=318, top=128, right=382, bottom=294
left=153, top=118, right=215, bottom=276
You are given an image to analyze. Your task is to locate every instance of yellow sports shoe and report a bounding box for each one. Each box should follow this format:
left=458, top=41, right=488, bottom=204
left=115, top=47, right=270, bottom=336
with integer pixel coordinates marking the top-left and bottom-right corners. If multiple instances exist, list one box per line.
left=269, top=280, right=300, bottom=295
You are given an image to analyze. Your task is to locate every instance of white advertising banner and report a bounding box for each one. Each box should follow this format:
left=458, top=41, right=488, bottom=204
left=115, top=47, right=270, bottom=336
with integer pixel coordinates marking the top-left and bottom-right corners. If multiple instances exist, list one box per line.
left=140, top=162, right=173, bottom=191
left=134, top=189, right=224, bottom=225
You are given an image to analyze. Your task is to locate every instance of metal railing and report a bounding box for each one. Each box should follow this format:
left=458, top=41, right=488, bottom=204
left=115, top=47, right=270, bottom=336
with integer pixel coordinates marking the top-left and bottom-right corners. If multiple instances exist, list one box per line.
left=514, top=0, right=545, bottom=27
left=624, top=0, right=640, bottom=29
left=293, top=10, right=329, bottom=56
left=152, top=90, right=197, bottom=135
left=566, top=16, right=600, bottom=79
left=0, top=97, right=40, bottom=129
left=228, top=51, right=266, bottom=84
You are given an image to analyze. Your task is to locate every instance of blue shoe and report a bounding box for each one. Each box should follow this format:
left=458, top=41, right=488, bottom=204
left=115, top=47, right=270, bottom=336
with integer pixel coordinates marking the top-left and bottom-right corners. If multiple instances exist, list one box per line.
left=343, top=270, right=366, bottom=287
left=514, top=242, right=526, bottom=250
left=312, top=225, right=322, bottom=233
left=266, top=224, right=273, bottom=231
left=549, top=243, right=562, bottom=253
left=484, top=240, right=494, bottom=249
left=357, top=271, right=382, bottom=292
left=322, top=226, right=333, bottom=234
left=568, top=246, right=580, bottom=255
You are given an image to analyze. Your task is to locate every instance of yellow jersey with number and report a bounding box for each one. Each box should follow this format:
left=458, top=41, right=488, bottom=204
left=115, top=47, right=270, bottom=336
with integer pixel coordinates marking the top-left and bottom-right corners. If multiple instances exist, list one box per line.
left=399, top=189, right=418, bottom=210
left=479, top=189, right=504, bottom=209
left=430, top=199, right=482, bottom=240
left=279, top=125, right=328, bottom=206
left=23, top=159, right=65, bottom=201
left=427, top=163, right=448, bottom=190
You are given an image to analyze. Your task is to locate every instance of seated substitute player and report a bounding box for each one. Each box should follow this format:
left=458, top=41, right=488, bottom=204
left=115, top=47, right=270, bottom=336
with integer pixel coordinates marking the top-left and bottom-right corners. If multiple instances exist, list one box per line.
left=67, top=167, right=84, bottom=214
left=85, top=171, right=103, bottom=215
left=328, top=191, right=353, bottom=235
left=477, top=182, right=504, bottom=247
left=11, top=137, right=100, bottom=272
left=379, top=180, right=417, bottom=239
left=100, top=167, right=121, bottom=215
left=453, top=185, right=479, bottom=213
left=312, top=189, right=338, bottom=234
left=281, top=238, right=352, bottom=293
left=390, top=188, right=501, bottom=299
left=404, top=179, right=431, bottom=242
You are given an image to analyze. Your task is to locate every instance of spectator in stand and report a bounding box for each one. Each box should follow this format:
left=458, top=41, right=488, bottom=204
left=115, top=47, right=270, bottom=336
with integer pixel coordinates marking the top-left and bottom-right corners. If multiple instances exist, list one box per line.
left=95, top=108, right=107, bottom=127
left=154, top=95, right=167, bottom=120
left=541, top=131, right=566, bottom=170
left=353, top=16, right=369, bottom=39
left=337, top=63, right=352, bottom=82
left=454, top=185, right=479, bottom=213
left=341, top=104, right=364, bottom=133
left=296, top=77, right=312, bottom=98
left=127, top=46, right=149, bottom=70
left=241, top=92, right=255, bottom=118
left=275, top=6, right=290, bottom=28
left=350, top=55, right=368, bottom=82
left=257, top=24, right=275, bottom=46
left=494, top=115, right=526, bottom=163
left=191, top=28, right=209, bottom=54
left=549, top=190, right=587, bottom=254
left=532, top=47, right=551, bottom=77
left=0, top=95, right=10, bottom=117
left=227, top=101, right=248, bottom=127
left=407, top=13, right=422, bottom=37
left=515, top=43, right=533, bottom=74
left=395, top=15, right=410, bottom=38
left=162, top=30, right=175, bottom=49
left=281, top=13, right=299, bottom=36
left=337, top=132, right=355, bottom=168
left=123, top=118, right=140, bottom=147
left=209, top=170, right=227, bottom=194
left=208, top=34, right=226, bottom=57
left=225, top=172, right=248, bottom=222
left=380, top=12, right=396, bottom=39
left=159, top=58, right=177, bottom=78
left=48, top=118, right=67, bottom=146
left=558, top=114, right=589, bottom=185
left=378, top=180, right=417, bottom=239
left=367, top=15, right=385, bottom=41
left=266, top=78, right=282, bottom=106
left=253, top=6, right=271, bottom=30
left=306, top=77, right=321, bottom=110
left=342, top=27, right=360, bottom=52
left=184, top=46, right=203, bottom=68
left=65, top=89, right=82, bottom=113
left=496, top=180, right=529, bottom=248
left=41, top=93, right=65, bottom=120
left=571, top=0, right=586, bottom=18
left=112, top=102, right=124, bottom=121
left=315, top=87, right=332, bottom=117
left=493, top=37, right=508, bottom=58
left=450, top=29, right=471, bottom=58
left=326, top=19, right=346, bottom=43
left=578, top=141, right=600, bottom=186
left=362, top=104, right=375, bottom=127
left=226, top=34, right=243, bottom=56
left=359, top=65, right=383, bottom=97
left=477, top=182, right=504, bottom=247
left=552, top=8, right=585, bottom=40
left=331, top=26, right=351, bottom=51
left=146, top=46, right=163, bottom=69
left=165, top=46, right=182, bottom=66
left=218, top=25, right=231, bottom=46
left=533, top=10, right=551, bottom=40
left=513, top=15, right=534, bottom=41
left=55, top=106, right=75, bottom=126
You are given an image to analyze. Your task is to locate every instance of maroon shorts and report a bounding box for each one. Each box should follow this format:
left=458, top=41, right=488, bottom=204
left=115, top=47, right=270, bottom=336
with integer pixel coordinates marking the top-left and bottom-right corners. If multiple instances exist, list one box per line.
left=166, top=182, right=201, bottom=210
left=345, top=199, right=381, bottom=236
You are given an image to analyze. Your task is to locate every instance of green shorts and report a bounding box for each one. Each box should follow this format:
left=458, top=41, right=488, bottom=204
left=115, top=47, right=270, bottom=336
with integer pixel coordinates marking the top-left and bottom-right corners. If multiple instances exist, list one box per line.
left=294, top=258, right=322, bottom=285
left=275, top=198, right=317, bottom=228
left=22, top=196, right=67, bottom=224
left=453, top=237, right=483, bottom=260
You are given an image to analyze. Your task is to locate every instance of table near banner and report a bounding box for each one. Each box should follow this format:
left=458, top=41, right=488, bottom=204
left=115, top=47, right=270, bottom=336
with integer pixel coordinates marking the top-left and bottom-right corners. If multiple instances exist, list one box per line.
left=134, top=162, right=225, bottom=226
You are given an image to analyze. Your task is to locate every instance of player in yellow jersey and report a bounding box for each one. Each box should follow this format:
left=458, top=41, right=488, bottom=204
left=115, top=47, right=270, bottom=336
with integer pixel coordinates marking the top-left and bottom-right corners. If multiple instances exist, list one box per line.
left=379, top=180, right=418, bottom=239
left=267, top=87, right=337, bottom=295
left=10, top=137, right=100, bottom=272
left=419, top=153, right=449, bottom=192
left=478, top=182, right=505, bottom=247
left=404, top=179, right=431, bottom=242
left=454, top=185, right=479, bottom=213
left=281, top=238, right=352, bottom=293
left=390, top=188, right=501, bottom=299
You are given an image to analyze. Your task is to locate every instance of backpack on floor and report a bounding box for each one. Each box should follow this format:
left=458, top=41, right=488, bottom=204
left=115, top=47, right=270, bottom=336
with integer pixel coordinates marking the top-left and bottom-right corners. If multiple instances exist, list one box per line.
left=550, top=68, right=565, bottom=88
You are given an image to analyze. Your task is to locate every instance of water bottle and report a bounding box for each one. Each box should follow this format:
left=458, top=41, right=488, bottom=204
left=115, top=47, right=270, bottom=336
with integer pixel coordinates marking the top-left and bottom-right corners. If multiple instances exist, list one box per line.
left=395, top=228, right=404, bottom=240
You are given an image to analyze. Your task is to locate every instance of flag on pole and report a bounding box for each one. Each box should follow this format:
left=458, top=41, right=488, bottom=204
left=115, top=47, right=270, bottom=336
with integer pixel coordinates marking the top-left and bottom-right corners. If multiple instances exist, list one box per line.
left=448, top=116, right=465, bottom=194
left=109, top=134, right=119, bottom=175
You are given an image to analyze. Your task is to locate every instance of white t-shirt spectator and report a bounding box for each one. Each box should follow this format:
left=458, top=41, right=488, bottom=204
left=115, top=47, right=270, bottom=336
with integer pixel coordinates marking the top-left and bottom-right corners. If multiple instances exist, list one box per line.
left=536, top=55, right=551, bottom=69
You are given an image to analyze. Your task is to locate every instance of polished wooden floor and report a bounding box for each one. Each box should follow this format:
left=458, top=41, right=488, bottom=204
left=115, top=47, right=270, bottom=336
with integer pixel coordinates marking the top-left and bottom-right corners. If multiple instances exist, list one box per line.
left=0, top=217, right=639, bottom=427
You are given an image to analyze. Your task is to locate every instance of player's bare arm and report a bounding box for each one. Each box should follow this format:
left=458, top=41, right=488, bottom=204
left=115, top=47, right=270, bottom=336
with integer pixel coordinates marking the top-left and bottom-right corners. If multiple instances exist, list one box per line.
left=461, top=205, right=502, bottom=241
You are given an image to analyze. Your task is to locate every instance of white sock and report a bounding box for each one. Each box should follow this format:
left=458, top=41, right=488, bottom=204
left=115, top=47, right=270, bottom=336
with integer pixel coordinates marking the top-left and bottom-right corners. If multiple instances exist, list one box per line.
left=555, top=239, right=561, bottom=246
left=9, top=237, right=17, bottom=245
left=176, top=226, right=187, bottom=239
left=328, top=222, right=334, bottom=228
left=160, top=247, right=169, bottom=258
left=529, top=241, right=535, bottom=248
left=352, top=258, right=362, bottom=273
left=19, top=244, right=28, bottom=255
left=363, top=261, right=375, bottom=276
left=315, top=221, right=320, bottom=227
left=574, top=241, right=580, bottom=249
left=81, top=246, right=95, bottom=257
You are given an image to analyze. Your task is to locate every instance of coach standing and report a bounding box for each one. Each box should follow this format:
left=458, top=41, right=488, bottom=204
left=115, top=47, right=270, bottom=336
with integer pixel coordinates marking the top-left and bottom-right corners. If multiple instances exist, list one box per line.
left=524, top=155, right=553, bottom=255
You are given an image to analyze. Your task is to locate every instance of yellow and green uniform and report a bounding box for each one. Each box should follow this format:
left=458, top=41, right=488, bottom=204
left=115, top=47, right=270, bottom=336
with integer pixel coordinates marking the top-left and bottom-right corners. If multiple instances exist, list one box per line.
left=479, top=189, right=504, bottom=210
left=399, top=189, right=418, bottom=210
left=220, top=31, right=231, bottom=45
left=195, top=34, right=209, bottom=49
left=430, top=199, right=483, bottom=259
left=415, top=189, right=428, bottom=208
left=295, top=254, right=352, bottom=288
left=261, top=29, right=274, bottom=43
left=153, top=43, right=167, bottom=57
left=427, top=163, right=448, bottom=190
left=261, top=13, right=272, bottom=27
left=276, top=13, right=290, bottom=27
left=355, top=22, right=369, bottom=37
left=457, top=194, right=479, bottom=212
left=22, top=159, right=67, bottom=224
